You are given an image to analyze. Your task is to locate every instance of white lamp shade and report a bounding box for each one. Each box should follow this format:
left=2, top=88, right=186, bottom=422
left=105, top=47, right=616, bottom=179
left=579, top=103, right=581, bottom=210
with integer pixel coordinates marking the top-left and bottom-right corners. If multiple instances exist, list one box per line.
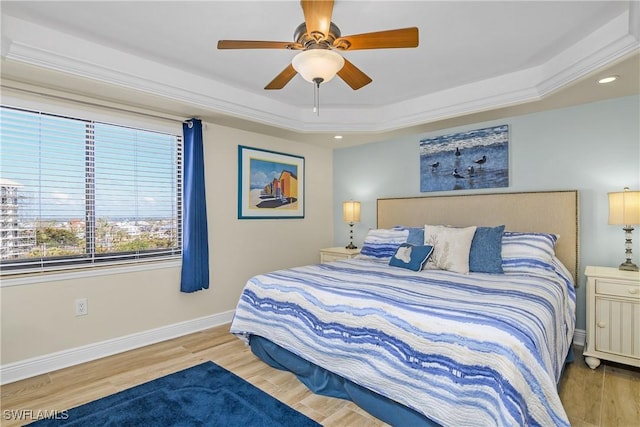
left=292, top=49, right=345, bottom=84
left=609, top=190, right=640, bottom=225
left=343, top=201, right=361, bottom=223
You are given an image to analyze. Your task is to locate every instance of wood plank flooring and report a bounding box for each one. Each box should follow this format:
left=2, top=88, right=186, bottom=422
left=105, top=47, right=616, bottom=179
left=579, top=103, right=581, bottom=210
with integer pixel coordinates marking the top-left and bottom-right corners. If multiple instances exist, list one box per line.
left=2, top=324, right=639, bottom=426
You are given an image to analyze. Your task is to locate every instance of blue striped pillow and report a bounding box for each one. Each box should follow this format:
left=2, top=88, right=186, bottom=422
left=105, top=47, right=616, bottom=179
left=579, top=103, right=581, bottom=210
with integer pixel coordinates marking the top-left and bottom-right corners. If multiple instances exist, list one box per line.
left=501, top=232, right=558, bottom=273
left=359, top=229, right=409, bottom=260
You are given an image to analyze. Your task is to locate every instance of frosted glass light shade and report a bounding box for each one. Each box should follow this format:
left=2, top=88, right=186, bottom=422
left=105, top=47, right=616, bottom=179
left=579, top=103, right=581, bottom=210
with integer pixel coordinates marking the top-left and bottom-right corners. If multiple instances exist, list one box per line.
left=609, top=190, right=640, bottom=225
left=292, top=49, right=345, bottom=83
left=343, top=201, right=361, bottom=223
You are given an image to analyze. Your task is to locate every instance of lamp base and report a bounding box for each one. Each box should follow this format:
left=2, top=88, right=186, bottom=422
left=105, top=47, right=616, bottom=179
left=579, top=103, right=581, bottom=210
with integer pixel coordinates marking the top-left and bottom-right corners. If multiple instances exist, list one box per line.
left=619, top=261, right=639, bottom=272
left=345, top=243, right=358, bottom=250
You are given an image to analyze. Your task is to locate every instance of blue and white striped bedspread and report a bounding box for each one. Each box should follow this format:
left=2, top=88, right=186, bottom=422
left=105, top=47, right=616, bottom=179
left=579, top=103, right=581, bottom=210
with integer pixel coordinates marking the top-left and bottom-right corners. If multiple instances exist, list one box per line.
left=230, top=257, right=576, bottom=426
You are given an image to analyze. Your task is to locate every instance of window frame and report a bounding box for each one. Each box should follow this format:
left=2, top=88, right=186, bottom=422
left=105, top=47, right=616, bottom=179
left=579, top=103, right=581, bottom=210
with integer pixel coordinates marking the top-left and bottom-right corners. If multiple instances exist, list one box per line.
left=0, top=104, right=183, bottom=277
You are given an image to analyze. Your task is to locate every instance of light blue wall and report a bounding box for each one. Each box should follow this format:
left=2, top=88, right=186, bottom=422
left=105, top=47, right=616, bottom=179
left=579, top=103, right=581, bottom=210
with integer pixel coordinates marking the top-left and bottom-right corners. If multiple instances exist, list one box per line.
left=333, top=95, right=640, bottom=331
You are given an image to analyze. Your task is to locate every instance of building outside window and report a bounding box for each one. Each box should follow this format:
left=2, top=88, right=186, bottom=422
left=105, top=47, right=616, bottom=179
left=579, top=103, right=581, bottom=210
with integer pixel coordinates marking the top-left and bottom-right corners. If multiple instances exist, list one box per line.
left=0, top=178, right=35, bottom=259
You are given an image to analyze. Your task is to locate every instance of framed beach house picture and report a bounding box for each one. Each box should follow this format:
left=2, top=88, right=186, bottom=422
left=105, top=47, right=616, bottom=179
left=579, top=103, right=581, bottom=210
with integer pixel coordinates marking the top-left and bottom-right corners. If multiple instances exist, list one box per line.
left=238, top=146, right=305, bottom=219
left=419, top=124, right=509, bottom=192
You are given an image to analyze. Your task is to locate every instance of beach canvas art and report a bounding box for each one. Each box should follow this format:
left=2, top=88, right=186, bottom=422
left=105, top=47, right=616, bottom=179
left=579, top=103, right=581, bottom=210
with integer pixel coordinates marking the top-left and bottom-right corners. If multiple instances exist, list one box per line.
left=420, top=125, right=509, bottom=192
left=238, top=146, right=305, bottom=219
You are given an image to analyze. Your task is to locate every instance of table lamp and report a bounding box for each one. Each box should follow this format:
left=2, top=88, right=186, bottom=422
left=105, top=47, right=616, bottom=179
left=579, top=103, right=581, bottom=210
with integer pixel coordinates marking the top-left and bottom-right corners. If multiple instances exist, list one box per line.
left=608, top=187, right=640, bottom=271
left=342, top=201, right=361, bottom=249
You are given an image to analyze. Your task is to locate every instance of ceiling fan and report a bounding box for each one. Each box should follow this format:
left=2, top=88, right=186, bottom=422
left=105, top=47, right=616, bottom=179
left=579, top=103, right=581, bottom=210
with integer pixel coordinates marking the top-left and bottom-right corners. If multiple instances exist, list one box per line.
left=217, top=0, right=419, bottom=91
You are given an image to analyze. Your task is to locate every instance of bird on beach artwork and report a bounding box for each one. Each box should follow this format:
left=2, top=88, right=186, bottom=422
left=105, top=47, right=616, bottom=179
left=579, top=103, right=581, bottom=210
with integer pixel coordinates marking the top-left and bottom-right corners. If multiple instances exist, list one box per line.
left=419, top=125, right=509, bottom=193
left=473, top=155, right=487, bottom=166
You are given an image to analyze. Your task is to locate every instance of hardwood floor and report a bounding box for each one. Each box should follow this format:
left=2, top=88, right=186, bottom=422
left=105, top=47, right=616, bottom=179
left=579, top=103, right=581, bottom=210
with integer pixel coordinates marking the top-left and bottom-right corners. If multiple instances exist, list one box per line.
left=2, top=324, right=639, bottom=426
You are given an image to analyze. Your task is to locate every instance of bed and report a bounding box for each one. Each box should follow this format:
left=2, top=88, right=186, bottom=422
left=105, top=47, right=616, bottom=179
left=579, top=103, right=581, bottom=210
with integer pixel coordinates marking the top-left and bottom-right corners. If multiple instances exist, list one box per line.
left=230, top=190, right=579, bottom=426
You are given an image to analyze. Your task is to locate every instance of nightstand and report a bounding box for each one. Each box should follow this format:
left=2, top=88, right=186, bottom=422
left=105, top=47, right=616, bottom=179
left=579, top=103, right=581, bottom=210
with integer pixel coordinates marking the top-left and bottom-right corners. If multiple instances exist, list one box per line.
left=320, top=247, right=360, bottom=264
left=583, top=266, right=640, bottom=369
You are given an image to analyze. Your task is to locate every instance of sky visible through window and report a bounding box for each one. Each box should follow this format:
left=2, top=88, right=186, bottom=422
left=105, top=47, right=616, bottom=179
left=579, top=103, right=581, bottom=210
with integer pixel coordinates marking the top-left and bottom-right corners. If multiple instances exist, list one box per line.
left=1, top=107, right=178, bottom=221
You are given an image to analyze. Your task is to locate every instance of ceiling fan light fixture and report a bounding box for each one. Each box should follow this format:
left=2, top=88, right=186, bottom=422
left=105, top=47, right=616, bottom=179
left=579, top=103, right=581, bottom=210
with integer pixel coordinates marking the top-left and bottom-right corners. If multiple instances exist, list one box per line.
left=292, top=49, right=345, bottom=84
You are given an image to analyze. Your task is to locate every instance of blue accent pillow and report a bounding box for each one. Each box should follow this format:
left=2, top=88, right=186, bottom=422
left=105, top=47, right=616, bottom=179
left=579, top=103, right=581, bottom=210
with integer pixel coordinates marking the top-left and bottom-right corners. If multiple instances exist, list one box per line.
left=389, top=243, right=434, bottom=271
left=406, top=228, right=424, bottom=246
left=469, top=225, right=505, bottom=274
left=392, top=226, right=424, bottom=246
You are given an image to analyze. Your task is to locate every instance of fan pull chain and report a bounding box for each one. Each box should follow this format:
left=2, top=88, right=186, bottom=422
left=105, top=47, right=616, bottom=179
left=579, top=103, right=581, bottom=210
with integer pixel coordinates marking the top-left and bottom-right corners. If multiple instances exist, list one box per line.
left=313, top=77, right=323, bottom=116
left=313, top=83, right=318, bottom=115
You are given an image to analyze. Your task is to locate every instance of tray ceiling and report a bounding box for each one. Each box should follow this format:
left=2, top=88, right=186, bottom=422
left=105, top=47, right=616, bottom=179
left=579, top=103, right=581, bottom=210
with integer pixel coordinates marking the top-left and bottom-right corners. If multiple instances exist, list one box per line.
left=1, top=1, right=638, bottom=145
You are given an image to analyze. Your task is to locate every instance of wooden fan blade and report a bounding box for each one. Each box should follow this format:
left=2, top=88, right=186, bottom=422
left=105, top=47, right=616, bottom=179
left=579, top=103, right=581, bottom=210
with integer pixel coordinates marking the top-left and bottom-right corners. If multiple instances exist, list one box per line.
left=217, top=40, right=303, bottom=50
left=300, top=0, right=334, bottom=40
left=337, top=59, right=372, bottom=90
left=265, top=64, right=298, bottom=90
left=334, top=27, right=419, bottom=50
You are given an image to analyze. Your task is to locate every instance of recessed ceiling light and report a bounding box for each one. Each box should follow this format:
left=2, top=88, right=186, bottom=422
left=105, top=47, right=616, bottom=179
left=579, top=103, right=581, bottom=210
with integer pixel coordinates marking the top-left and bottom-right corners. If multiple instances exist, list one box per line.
left=598, top=75, right=618, bottom=84
left=334, top=135, right=343, bottom=140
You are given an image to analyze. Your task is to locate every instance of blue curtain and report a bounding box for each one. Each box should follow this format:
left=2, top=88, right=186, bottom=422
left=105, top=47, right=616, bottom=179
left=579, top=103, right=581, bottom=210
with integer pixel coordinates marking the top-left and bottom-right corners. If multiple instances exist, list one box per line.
left=180, top=118, right=209, bottom=293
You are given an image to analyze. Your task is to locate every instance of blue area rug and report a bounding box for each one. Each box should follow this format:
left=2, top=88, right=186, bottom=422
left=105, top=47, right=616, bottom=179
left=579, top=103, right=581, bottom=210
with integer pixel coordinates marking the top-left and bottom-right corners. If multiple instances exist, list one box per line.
left=29, top=361, right=321, bottom=426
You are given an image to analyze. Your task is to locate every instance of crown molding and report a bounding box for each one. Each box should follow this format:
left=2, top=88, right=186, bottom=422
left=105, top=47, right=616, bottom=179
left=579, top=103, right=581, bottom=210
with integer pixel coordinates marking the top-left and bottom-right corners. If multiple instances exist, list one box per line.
left=2, top=10, right=638, bottom=133
left=537, top=9, right=639, bottom=97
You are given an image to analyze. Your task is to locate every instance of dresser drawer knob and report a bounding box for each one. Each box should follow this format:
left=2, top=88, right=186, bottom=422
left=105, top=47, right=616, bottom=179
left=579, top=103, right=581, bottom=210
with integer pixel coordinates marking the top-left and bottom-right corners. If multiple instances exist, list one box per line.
left=597, top=321, right=606, bottom=328
left=629, top=288, right=638, bottom=294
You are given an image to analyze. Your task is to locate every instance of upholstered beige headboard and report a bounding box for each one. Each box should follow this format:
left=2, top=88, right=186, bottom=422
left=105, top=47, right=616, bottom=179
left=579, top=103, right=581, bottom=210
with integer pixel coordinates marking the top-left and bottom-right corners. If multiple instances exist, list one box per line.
left=377, top=190, right=579, bottom=282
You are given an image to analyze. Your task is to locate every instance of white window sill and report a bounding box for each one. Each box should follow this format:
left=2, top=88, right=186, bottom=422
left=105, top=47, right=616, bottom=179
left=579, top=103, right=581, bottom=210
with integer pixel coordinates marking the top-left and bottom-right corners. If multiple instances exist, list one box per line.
left=0, top=259, right=181, bottom=287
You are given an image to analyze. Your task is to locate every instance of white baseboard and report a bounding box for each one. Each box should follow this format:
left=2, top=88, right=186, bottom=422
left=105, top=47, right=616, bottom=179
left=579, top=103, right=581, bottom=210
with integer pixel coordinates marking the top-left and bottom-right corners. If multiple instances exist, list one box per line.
left=0, top=310, right=234, bottom=385
left=573, top=328, right=586, bottom=347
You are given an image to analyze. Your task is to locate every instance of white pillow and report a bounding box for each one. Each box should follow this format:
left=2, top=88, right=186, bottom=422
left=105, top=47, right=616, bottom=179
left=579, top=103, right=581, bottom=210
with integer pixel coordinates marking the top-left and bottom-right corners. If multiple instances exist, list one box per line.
left=423, top=225, right=477, bottom=274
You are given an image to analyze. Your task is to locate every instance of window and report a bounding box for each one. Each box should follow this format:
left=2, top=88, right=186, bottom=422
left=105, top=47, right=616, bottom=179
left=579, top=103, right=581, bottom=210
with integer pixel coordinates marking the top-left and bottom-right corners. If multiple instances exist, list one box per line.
left=0, top=106, right=182, bottom=274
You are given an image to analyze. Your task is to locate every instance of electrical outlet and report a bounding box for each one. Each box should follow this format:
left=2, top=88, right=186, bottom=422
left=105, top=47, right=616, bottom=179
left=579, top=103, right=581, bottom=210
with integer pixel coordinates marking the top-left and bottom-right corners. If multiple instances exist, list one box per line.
left=75, top=298, right=88, bottom=316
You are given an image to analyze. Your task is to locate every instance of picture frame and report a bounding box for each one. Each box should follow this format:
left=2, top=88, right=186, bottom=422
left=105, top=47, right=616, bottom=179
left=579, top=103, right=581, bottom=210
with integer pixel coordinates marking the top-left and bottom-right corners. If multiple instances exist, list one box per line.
left=238, top=145, right=305, bottom=219
left=419, top=124, right=509, bottom=193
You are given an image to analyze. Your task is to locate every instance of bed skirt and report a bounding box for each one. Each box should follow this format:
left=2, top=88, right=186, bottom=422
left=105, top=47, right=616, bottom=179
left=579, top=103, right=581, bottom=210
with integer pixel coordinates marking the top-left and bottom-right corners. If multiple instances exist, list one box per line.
left=249, top=335, right=439, bottom=426
left=250, top=335, right=576, bottom=426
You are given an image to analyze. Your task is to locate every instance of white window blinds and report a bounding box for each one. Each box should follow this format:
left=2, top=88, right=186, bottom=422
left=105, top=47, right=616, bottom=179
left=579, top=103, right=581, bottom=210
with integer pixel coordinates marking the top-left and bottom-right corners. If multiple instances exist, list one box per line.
left=0, top=106, right=182, bottom=273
